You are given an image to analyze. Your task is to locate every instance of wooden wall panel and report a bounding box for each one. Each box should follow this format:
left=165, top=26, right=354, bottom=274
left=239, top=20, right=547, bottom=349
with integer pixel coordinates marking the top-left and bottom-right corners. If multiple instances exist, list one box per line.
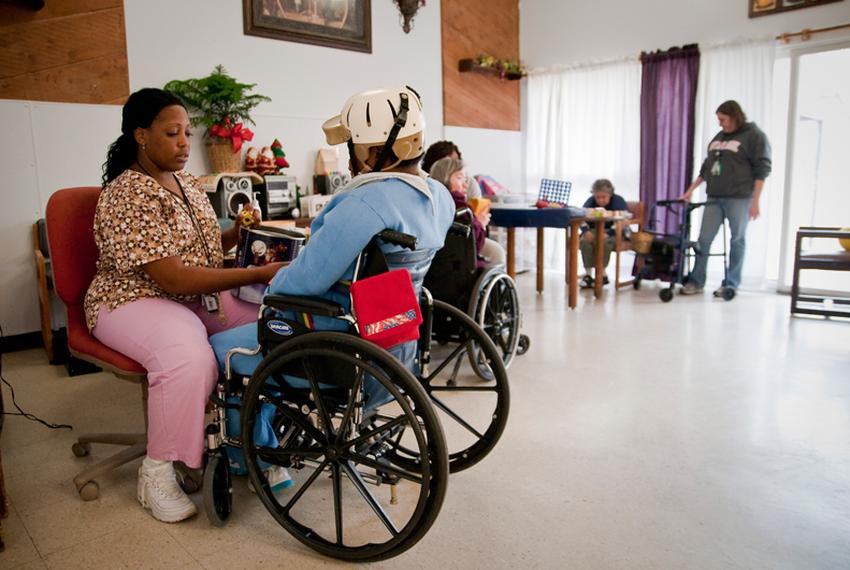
left=441, top=0, right=520, bottom=131
left=0, top=0, right=128, bottom=105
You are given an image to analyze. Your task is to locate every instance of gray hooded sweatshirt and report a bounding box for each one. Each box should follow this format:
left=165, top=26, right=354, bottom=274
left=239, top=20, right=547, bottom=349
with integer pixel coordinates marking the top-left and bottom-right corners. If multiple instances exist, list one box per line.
left=698, top=122, right=772, bottom=199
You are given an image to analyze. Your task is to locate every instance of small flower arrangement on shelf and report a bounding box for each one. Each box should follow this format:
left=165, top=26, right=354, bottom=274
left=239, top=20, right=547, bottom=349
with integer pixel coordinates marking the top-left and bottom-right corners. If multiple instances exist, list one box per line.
left=459, top=54, right=527, bottom=80
left=164, top=65, right=271, bottom=172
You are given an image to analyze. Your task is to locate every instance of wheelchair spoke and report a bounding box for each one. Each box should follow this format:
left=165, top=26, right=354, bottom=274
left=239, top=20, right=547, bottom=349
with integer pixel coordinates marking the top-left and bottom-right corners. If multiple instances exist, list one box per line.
left=262, top=396, right=327, bottom=444
left=341, top=460, right=399, bottom=538
left=302, top=356, right=335, bottom=440
left=284, top=458, right=330, bottom=514
left=420, top=339, right=472, bottom=384
left=428, top=385, right=497, bottom=392
left=331, top=462, right=344, bottom=545
left=428, top=394, right=485, bottom=439
left=345, top=452, right=424, bottom=485
left=335, top=368, right=365, bottom=445
left=346, top=414, right=409, bottom=450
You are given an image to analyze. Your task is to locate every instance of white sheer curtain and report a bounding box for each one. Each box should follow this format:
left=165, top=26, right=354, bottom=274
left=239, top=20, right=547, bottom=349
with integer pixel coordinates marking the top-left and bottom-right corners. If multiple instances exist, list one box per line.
left=525, top=60, right=642, bottom=269
left=691, top=40, right=777, bottom=291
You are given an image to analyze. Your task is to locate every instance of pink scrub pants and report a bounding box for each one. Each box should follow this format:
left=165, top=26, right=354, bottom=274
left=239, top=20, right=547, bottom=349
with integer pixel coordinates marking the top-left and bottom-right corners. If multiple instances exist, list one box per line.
left=92, top=292, right=259, bottom=468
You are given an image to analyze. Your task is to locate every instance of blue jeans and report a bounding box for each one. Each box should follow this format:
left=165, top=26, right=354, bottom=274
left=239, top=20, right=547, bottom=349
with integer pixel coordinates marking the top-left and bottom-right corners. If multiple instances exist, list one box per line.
left=689, top=197, right=751, bottom=290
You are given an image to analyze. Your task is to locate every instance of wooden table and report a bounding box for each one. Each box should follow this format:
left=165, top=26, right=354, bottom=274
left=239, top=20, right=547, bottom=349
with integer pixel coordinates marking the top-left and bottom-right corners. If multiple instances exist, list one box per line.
left=490, top=205, right=585, bottom=308
left=490, top=206, right=627, bottom=309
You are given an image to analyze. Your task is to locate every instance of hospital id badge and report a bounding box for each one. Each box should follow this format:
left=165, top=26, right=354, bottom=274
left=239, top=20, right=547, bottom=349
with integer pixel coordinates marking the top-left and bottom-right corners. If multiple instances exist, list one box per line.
left=202, top=293, right=220, bottom=313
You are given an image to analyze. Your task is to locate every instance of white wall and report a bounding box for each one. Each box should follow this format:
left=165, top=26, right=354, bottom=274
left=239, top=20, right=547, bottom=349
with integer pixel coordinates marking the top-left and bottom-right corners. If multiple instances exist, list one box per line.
left=0, top=0, right=448, bottom=336
left=521, top=0, right=850, bottom=67
left=125, top=0, right=444, bottom=186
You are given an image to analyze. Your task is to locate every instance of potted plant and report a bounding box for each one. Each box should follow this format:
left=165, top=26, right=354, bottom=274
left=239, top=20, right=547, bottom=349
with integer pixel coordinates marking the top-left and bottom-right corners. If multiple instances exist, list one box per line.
left=164, top=65, right=271, bottom=172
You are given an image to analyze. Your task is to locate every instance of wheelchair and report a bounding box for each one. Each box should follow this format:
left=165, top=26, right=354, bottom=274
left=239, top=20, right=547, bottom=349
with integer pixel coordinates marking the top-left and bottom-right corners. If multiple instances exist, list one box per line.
left=423, top=211, right=530, bottom=378
left=202, top=229, right=510, bottom=561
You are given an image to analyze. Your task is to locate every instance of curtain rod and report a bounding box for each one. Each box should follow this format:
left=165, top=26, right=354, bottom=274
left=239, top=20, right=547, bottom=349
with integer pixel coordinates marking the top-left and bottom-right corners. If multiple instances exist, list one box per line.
left=777, top=22, right=850, bottom=43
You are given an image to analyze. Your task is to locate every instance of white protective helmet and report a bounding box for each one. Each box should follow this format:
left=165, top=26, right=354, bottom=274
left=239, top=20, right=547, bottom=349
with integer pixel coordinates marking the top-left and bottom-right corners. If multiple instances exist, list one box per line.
left=322, top=86, right=425, bottom=173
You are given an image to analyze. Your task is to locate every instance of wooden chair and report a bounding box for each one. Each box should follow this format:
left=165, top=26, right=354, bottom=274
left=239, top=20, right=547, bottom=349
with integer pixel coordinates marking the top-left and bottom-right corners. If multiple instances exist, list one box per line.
left=790, top=227, right=850, bottom=318
left=32, top=219, right=55, bottom=363
left=46, top=186, right=148, bottom=501
left=613, top=200, right=645, bottom=289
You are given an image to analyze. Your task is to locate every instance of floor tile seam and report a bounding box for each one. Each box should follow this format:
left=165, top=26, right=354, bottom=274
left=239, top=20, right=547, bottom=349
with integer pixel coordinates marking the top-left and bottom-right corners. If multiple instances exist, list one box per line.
left=15, top=495, right=138, bottom=555
left=6, top=499, right=49, bottom=567
left=35, top=515, right=194, bottom=563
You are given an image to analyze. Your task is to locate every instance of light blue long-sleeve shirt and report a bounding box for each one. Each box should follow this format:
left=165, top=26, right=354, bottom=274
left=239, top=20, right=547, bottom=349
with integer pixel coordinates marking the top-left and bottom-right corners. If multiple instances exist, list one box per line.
left=210, top=174, right=455, bottom=376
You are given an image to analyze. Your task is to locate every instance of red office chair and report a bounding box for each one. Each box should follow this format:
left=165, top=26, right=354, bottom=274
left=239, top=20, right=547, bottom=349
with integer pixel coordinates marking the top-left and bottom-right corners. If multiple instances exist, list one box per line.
left=46, top=186, right=148, bottom=501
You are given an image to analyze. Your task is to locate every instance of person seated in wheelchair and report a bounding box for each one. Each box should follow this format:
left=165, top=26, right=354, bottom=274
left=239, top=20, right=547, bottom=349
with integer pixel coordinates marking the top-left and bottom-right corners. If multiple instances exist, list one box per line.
left=580, top=178, right=628, bottom=288
left=209, top=86, right=455, bottom=480
left=429, top=156, right=505, bottom=267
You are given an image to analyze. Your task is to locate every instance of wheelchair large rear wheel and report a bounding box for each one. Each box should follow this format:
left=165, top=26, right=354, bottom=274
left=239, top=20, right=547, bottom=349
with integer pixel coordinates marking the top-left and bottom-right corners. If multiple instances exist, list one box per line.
left=241, top=332, right=449, bottom=562
left=419, top=300, right=510, bottom=473
left=469, top=272, right=521, bottom=375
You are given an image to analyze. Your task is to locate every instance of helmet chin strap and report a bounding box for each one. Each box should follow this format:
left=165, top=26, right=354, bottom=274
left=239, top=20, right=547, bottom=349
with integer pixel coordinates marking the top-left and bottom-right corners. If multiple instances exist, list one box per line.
left=371, top=92, right=410, bottom=173
left=347, top=140, right=362, bottom=176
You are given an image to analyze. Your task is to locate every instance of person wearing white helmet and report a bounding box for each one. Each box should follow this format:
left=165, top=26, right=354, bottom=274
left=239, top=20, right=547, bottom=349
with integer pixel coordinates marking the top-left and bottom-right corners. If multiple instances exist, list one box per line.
left=210, top=85, right=455, bottom=395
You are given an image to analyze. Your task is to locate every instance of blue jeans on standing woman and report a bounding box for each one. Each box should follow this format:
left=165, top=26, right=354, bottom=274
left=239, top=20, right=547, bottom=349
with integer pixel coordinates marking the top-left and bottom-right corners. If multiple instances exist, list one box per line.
left=688, top=197, right=751, bottom=290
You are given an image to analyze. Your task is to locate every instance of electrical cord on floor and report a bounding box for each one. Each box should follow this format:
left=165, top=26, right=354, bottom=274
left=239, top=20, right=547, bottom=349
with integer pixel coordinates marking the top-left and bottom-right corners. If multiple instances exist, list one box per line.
left=0, top=323, right=73, bottom=431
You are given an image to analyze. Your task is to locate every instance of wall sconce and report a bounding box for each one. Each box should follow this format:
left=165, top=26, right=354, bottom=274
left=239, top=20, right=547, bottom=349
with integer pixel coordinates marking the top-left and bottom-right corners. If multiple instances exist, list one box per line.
left=393, top=0, right=426, bottom=33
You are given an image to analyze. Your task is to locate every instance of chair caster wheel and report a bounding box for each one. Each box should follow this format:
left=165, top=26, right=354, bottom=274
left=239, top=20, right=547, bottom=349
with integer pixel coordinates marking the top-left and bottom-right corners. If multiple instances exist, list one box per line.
left=78, top=481, right=99, bottom=501
left=659, top=288, right=674, bottom=302
left=516, top=334, right=530, bottom=356
left=72, top=442, right=91, bottom=457
left=176, top=467, right=202, bottom=494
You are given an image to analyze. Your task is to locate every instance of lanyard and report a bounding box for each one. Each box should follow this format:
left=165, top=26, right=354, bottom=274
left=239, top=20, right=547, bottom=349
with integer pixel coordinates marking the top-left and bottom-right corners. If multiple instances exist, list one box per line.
left=137, top=165, right=213, bottom=265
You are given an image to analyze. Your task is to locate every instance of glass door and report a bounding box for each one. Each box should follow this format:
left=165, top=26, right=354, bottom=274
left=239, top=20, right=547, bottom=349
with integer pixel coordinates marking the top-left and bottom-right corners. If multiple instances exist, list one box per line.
left=777, top=45, right=850, bottom=294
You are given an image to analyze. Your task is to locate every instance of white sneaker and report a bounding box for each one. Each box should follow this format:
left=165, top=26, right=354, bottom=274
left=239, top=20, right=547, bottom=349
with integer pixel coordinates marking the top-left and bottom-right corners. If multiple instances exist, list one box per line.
left=137, top=459, right=198, bottom=523
left=249, top=465, right=294, bottom=494
left=680, top=282, right=704, bottom=295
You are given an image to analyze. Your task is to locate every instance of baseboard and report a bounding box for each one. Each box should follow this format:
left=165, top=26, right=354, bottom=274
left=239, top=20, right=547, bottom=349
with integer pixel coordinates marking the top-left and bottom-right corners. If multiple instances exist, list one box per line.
left=0, top=331, right=43, bottom=353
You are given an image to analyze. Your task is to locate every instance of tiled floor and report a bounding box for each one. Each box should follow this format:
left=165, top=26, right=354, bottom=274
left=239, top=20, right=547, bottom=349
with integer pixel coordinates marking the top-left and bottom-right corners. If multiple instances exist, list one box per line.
left=2, top=273, right=849, bottom=569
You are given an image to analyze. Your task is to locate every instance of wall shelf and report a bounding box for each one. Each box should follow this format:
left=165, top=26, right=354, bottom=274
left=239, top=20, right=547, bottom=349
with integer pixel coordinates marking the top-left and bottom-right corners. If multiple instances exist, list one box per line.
left=458, top=58, right=525, bottom=81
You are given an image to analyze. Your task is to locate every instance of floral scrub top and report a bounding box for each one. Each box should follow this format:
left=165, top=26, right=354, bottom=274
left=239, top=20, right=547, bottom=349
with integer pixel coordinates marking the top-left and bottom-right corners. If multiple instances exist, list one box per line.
left=84, top=169, right=224, bottom=331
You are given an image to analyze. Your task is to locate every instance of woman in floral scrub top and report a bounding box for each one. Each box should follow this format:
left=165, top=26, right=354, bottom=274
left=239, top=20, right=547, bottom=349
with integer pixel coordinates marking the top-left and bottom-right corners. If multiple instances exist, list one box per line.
left=86, top=88, right=282, bottom=523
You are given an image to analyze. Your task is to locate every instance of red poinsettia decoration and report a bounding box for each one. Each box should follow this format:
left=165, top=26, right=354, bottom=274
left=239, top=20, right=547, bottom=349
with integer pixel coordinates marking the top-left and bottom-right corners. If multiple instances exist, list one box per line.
left=208, top=117, right=255, bottom=153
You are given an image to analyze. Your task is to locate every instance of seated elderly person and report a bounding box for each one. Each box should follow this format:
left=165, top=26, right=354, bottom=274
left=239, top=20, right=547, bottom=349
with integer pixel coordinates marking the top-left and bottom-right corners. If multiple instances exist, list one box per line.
left=580, top=178, right=628, bottom=288
left=429, top=156, right=505, bottom=266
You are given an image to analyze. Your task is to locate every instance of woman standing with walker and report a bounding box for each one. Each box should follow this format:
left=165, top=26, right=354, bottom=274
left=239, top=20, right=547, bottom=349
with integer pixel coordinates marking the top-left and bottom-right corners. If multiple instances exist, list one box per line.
left=679, top=100, right=772, bottom=299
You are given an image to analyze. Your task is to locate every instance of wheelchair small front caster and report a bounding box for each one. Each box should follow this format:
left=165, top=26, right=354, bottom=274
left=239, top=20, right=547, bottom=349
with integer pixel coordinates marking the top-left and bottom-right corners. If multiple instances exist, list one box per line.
left=722, top=288, right=736, bottom=301
left=203, top=451, right=232, bottom=527
left=659, top=288, right=674, bottom=303
left=78, top=480, right=99, bottom=501
left=516, top=334, right=530, bottom=356
left=71, top=442, right=91, bottom=457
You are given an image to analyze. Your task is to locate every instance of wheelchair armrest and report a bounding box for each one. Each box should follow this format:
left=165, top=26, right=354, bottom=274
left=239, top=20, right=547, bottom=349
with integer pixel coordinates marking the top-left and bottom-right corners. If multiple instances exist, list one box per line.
left=377, top=229, right=417, bottom=250
left=263, top=294, right=346, bottom=317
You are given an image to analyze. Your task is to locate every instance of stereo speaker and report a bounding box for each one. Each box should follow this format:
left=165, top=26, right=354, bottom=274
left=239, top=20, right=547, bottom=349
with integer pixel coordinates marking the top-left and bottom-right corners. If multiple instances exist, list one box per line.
left=314, top=171, right=350, bottom=195
left=210, top=175, right=253, bottom=219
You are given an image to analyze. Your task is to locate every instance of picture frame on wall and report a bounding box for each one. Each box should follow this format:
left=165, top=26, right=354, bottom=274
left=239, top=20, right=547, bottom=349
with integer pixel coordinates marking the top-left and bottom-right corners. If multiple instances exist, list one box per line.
left=749, top=0, right=843, bottom=18
left=243, top=0, right=372, bottom=53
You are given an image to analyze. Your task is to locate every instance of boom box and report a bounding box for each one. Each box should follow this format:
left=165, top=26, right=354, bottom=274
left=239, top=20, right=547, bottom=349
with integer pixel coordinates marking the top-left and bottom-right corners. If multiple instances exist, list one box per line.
left=255, top=174, right=297, bottom=219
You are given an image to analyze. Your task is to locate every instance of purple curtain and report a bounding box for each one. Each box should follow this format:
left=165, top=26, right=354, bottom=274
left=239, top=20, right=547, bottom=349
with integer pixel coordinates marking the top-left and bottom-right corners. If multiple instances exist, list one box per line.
left=640, top=45, right=700, bottom=235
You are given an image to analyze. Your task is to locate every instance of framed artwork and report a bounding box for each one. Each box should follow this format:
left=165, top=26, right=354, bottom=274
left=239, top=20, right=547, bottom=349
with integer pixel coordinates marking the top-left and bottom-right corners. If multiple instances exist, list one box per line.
left=749, top=0, right=843, bottom=18
left=243, top=0, right=371, bottom=53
